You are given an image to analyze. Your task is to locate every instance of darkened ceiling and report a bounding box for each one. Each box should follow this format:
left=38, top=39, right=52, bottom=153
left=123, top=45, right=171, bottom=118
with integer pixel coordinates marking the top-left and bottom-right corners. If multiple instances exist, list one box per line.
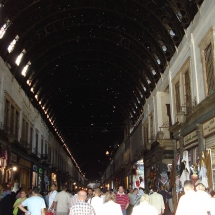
left=0, top=0, right=203, bottom=180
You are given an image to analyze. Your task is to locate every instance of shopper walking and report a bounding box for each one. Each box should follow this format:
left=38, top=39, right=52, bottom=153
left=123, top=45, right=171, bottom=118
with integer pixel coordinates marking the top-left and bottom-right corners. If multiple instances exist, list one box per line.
left=18, top=187, right=46, bottom=215
left=167, top=187, right=174, bottom=214
left=98, top=191, right=122, bottom=215
left=13, top=190, right=27, bottom=215
left=149, top=187, right=165, bottom=215
left=86, top=188, right=94, bottom=202
left=69, top=190, right=95, bottom=215
left=176, top=180, right=208, bottom=215
left=127, top=188, right=138, bottom=215
left=53, top=185, right=70, bottom=215
left=131, top=195, right=157, bottom=215
left=89, top=188, right=103, bottom=214
left=48, top=184, right=58, bottom=212
left=116, top=185, right=130, bottom=215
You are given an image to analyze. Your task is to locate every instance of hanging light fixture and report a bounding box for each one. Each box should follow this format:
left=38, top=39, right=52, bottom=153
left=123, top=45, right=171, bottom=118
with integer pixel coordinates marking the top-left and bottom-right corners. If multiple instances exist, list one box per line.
left=177, top=111, right=186, bottom=124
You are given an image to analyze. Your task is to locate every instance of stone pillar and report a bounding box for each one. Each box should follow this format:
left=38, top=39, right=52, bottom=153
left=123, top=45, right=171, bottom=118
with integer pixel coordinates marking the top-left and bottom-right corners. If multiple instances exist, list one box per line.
left=196, top=123, right=204, bottom=156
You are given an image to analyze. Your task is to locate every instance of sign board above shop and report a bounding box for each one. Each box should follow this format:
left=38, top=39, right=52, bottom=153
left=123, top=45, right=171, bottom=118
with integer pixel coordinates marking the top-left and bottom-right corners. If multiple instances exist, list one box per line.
left=184, top=130, right=198, bottom=147
left=19, top=158, right=31, bottom=168
left=203, top=116, right=215, bottom=137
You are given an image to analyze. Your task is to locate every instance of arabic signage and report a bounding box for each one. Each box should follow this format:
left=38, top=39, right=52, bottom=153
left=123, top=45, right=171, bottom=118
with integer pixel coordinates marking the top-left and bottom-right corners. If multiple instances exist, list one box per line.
left=203, top=116, right=215, bottom=137
left=184, top=130, right=198, bottom=147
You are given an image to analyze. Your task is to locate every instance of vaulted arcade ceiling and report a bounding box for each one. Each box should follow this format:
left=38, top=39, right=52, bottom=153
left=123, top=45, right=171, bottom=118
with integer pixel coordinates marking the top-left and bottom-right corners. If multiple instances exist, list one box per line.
left=0, top=0, right=203, bottom=180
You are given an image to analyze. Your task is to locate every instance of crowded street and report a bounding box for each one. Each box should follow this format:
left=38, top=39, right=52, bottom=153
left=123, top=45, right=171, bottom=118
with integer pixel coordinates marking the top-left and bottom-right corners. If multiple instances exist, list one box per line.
left=0, top=0, right=215, bottom=214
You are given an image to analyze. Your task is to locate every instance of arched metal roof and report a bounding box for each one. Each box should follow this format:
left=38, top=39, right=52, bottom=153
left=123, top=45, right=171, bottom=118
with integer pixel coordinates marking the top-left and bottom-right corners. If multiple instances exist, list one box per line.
left=0, top=0, right=203, bottom=179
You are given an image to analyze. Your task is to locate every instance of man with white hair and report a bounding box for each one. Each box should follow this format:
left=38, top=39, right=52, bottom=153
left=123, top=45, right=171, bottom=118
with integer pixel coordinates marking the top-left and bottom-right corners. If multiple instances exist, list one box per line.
left=69, top=190, right=95, bottom=215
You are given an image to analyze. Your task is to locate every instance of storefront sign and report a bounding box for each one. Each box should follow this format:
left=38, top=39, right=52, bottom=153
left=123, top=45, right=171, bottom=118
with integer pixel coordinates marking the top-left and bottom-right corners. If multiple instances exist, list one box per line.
left=11, top=153, right=17, bottom=163
left=19, top=158, right=31, bottom=168
left=38, top=168, right=43, bottom=174
left=184, top=130, right=198, bottom=146
left=32, top=165, right=38, bottom=172
left=203, top=116, right=215, bottom=137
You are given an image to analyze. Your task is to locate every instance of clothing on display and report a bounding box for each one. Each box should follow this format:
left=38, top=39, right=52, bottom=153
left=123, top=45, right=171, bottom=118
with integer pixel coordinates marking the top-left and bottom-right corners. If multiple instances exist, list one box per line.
left=199, top=165, right=209, bottom=188
left=181, top=150, right=190, bottom=173
left=180, top=170, right=190, bottom=187
left=200, top=150, right=212, bottom=188
left=160, top=172, right=168, bottom=185
left=12, top=181, right=19, bottom=193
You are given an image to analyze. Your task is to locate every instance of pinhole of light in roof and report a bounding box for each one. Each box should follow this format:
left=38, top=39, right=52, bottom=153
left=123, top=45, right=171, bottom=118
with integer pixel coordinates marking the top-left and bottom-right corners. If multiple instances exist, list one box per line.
left=152, top=70, right=156, bottom=75
left=26, top=80, right=31, bottom=86
left=169, top=30, right=175, bottom=36
left=0, top=19, right=11, bottom=39
left=15, top=49, right=26, bottom=66
left=21, top=61, right=31, bottom=77
left=8, top=35, right=19, bottom=53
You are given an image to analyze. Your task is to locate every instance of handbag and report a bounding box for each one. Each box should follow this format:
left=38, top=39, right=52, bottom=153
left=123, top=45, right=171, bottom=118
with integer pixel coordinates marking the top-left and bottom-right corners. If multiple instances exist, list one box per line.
left=45, top=211, right=53, bottom=215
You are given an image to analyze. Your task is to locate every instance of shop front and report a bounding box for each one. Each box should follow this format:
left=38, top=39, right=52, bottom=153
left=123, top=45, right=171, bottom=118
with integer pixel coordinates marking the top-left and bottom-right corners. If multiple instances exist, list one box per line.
left=38, top=167, right=43, bottom=191
left=51, top=172, right=57, bottom=186
left=132, top=159, right=144, bottom=189
left=202, top=117, right=215, bottom=189
left=32, top=165, right=38, bottom=188
left=183, top=130, right=199, bottom=185
left=44, top=170, right=49, bottom=190
left=17, top=158, right=31, bottom=191
left=1, top=146, right=9, bottom=184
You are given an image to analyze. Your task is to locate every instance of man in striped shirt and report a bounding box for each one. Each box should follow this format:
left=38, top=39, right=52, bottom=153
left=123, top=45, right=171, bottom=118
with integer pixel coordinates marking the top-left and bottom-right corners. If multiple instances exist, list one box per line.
left=116, top=185, right=130, bottom=215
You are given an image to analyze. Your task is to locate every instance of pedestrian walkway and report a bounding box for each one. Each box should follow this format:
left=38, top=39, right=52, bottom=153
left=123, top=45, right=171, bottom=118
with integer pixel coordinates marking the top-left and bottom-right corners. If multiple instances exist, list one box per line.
left=164, top=210, right=174, bottom=215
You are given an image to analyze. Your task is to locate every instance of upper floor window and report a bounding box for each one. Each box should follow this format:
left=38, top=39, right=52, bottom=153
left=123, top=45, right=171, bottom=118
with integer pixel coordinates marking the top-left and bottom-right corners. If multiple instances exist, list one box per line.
left=175, top=82, right=181, bottom=114
left=204, top=43, right=215, bottom=95
left=45, top=141, right=48, bottom=154
left=184, top=70, right=192, bottom=111
left=4, top=94, right=20, bottom=137
left=199, top=27, right=215, bottom=96
left=150, top=113, right=154, bottom=139
left=41, top=138, right=44, bottom=155
left=35, top=132, right=38, bottom=154
left=143, top=122, right=148, bottom=146
left=30, top=126, right=33, bottom=146
left=4, top=99, right=10, bottom=131
left=15, top=111, right=19, bottom=139
left=48, top=146, right=51, bottom=162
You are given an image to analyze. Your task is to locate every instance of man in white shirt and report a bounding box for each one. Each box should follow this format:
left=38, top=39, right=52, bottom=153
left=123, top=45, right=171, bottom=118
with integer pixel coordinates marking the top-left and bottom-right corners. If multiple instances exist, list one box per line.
left=176, top=180, right=209, bottom=215
left=100, top=188, right=107, bottom=203
left=149, top=187, right=165, bottom=215
left=49, top=184, right=58, bottom=212
left=88, top=188, right=103, bottom=214
left=53, top=185, right=70, bottom=215
left=18, top=187, right=46, bottom=215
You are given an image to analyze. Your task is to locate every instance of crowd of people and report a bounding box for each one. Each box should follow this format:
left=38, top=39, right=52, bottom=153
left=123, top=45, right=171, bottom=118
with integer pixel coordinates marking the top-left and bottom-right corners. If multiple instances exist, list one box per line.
left=0, top=180, right=215, bottom=215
